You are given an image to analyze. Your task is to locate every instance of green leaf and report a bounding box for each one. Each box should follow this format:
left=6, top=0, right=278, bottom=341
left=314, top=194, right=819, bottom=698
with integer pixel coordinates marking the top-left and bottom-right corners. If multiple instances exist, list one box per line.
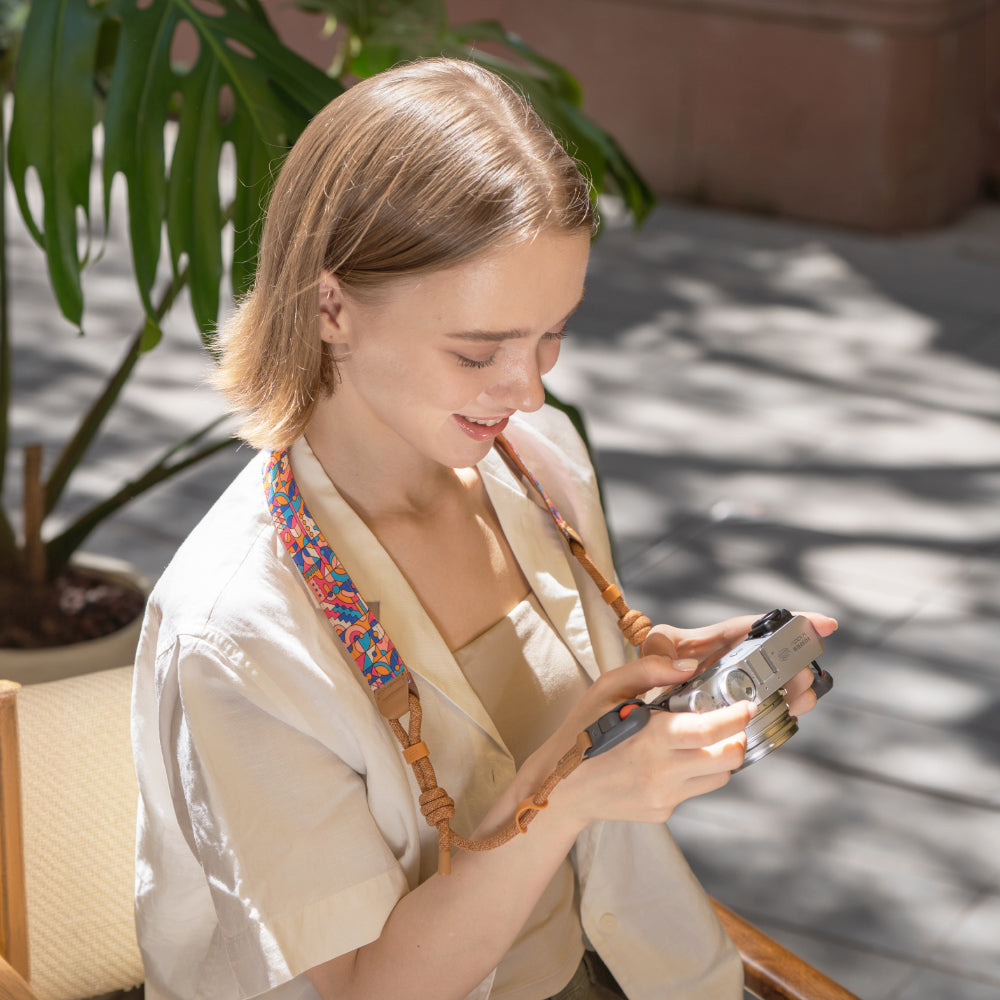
left=451, top=20, right=582, bottom=106
left=173, top=0, right=336, bottom=141
left=168, top=55, right=225, bottom=333
left=139, top=315, right=164, bottom=353
left=227, top=103, right=278, bottom=304
left=11, top=0, right=341, bottom=336
left=45, top=425, right=237, bottom=574
left=446, top=41, right=655, bottom=224
left=102, top=0, right=179, bottom=318
left=302, top=0, right=444, bottom=46
left=8, top=0, right=103, bottom=327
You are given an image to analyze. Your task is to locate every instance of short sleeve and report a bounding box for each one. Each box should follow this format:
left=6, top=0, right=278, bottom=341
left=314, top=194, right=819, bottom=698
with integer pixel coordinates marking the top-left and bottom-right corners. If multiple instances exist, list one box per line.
left=160, top=633, right=409, bottom=997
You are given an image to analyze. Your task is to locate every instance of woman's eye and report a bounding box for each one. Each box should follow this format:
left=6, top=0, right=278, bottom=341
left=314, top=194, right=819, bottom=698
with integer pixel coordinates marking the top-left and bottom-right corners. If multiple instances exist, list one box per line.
left=456, top=353, right=497, bottom=369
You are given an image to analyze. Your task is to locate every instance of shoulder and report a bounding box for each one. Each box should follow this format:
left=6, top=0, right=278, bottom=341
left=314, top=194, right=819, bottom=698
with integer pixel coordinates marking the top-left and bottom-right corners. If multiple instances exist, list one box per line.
left=502, top=404, right=602, bottom=516
left=139, top=451, right=317, bottom=676
left=504, top=404, right=596, bottom=481
left=150, top=452, right=272, bottom=622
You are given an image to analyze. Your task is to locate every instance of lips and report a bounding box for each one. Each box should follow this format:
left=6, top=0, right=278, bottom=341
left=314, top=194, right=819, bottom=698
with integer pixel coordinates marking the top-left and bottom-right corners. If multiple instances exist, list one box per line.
left=454, top=413, right=511, bottom=440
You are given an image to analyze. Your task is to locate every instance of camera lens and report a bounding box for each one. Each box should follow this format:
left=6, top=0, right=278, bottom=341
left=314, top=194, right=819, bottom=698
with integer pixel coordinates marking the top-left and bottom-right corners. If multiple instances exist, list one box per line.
left=740, top=692, right=798, bottom=769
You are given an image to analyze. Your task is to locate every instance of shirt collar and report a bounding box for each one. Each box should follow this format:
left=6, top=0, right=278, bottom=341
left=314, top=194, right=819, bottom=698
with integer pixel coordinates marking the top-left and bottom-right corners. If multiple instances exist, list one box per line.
left=286, top=437, right=599, bottom=752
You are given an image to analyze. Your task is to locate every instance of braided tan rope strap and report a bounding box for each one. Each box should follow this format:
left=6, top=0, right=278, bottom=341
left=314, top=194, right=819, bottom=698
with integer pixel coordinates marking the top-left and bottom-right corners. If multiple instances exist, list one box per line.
left=390, top=437, right=657, bottom=874
left=389, top=693, right=595, bottom=875
left=494, top=435, right=653, bottom=647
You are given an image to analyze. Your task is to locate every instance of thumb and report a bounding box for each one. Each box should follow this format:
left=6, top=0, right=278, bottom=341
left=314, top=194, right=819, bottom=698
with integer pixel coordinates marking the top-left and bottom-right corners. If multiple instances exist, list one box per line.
left=641, top=624, right=681, bottom=659
left=596, top=654, right=699, bottom=706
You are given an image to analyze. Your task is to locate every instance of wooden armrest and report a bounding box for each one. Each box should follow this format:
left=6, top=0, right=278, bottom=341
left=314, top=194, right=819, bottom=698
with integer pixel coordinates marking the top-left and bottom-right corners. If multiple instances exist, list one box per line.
left=0, top=953, right=40, bottom=1000
left=711, top=898, right=862, bottom=1000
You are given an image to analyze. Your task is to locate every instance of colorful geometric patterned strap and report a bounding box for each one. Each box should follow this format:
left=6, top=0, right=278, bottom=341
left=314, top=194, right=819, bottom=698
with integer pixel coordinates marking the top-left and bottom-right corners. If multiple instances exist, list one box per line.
left=264, top=450, right=408, bottom=716
left=264, top=441, right=593, bottom=717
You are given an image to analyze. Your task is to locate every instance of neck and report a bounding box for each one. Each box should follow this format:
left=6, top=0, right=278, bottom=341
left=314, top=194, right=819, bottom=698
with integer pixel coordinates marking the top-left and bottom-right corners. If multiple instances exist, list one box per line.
left=304, top=408, right=478, bottom=525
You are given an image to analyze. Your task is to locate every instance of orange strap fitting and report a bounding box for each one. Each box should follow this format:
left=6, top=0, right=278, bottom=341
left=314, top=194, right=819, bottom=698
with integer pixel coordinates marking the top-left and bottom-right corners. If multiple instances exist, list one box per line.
left=515, top=797, right=547, bottom=834
left=403, top=741, right=430, bottom=765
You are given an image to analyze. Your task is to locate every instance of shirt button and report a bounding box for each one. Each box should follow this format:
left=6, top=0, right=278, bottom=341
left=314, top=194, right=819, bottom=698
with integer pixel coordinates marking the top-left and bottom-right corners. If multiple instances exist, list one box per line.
left=599, top=912, right=617, bottom=934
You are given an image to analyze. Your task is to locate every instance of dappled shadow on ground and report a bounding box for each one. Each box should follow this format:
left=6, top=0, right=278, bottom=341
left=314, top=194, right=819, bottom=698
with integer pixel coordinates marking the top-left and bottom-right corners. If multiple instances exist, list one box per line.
left=544, top=201, right=1000, bottom=998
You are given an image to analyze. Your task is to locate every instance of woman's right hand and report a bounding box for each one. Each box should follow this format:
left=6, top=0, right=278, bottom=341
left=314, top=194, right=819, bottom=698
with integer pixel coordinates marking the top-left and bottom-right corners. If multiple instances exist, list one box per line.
left=529, top=657, right=753, bottom=829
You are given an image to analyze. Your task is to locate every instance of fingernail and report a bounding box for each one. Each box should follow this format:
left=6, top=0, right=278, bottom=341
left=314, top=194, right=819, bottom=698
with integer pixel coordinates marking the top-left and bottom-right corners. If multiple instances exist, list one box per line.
left=675, top=658, right=699, bottom=672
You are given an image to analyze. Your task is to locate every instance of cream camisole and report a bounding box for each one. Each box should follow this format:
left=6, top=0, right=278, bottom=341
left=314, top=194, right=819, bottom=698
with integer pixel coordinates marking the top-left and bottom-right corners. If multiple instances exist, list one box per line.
left=453, top=592, right=593, bottom=999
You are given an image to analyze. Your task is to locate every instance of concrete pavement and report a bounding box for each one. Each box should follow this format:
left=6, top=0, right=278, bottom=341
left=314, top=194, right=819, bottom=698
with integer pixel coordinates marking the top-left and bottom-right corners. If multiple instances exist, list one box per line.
left=547, top=200, right=1000, bottom=1000
left=7, top=187, right=1000, bottom=998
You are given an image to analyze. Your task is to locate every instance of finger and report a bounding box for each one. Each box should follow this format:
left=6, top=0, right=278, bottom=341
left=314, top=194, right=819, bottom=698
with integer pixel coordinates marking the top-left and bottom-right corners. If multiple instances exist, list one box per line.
left=783, top=666, right=818, bottom=716
left=640, top=625, right=680, bottom=659
left=699, top=730, right=748, bottom=773
left=792, top=610, right=839, bottom=637
left=596, top=655, right=699, bottom=705
left=786, top=687, right=818, bottom=717
left=681, top=768, right=736, bottom=800
left=676, top=733, right=748, bottom=791
left=685, top=611, right=838, bottom=664
left=669, top=614, right=759, bottom=664
left=783, top=666, right=815, bottom=702
left=654, top=701, right=754, bottom=750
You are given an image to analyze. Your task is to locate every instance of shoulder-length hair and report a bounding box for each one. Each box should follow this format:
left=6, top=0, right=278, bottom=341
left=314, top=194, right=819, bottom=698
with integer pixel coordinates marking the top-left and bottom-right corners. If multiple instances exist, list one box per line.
left=215, top=57, right=596, bottom=450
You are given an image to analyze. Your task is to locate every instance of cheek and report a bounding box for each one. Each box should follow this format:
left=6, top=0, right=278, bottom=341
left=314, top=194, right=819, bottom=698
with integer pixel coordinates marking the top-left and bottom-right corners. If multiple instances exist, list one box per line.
left=538, top=338, right=562, bottom=376
left=416, top=357, right=494, bottom=413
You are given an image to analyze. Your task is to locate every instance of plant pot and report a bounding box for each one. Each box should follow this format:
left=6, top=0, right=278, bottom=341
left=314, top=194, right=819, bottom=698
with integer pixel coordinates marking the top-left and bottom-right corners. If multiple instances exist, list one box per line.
left=0, top=554, right=151, bottom=686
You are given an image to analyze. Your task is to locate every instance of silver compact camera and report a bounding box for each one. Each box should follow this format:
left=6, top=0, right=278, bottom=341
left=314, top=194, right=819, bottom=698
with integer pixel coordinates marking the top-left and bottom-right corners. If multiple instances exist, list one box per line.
left=653, top=608, right=833, bottom=768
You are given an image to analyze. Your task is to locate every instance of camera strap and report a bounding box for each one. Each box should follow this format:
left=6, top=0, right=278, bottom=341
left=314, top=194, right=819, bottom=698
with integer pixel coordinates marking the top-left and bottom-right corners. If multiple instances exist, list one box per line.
left=264, top=437, right=651, bottom=874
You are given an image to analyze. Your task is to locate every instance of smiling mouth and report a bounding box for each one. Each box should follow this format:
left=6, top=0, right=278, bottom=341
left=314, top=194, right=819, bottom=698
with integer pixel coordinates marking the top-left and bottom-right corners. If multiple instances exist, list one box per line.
left=454, top=413, right=511, bottom=440
left=461, top=415, right=508, bottom=426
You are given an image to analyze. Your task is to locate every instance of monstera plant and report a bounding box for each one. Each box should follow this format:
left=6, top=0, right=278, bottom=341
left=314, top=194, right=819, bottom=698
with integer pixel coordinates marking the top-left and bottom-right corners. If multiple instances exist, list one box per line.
left=0, top=0, right=653, bottom=650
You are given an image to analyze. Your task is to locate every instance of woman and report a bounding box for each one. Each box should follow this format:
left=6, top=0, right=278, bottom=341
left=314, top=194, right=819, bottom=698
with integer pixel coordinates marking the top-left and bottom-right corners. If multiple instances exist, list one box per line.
left=132, top=58, right=835, bottom=1000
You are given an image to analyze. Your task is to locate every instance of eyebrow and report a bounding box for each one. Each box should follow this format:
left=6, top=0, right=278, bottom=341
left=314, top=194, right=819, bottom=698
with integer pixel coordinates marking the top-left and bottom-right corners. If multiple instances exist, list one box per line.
left=445, top=292, right=586, bottom=343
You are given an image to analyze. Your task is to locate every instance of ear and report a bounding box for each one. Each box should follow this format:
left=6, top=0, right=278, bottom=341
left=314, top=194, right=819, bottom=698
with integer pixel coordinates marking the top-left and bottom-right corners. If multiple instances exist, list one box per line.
left=318, top=270, right=348, bottom=345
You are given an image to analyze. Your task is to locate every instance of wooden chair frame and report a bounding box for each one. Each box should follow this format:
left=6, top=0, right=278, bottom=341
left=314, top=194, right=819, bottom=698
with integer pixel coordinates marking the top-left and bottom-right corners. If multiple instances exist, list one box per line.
left=0, top=681, right=29, bottom=985
left=0, top=680, right=859, bottom=1000
left=712, top=899, right=861, bottom=1000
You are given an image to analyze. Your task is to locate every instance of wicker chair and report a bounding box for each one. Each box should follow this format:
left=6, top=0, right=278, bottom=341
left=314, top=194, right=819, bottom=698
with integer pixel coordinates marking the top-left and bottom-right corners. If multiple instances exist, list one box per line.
left=0, top=669, right=143, bottom=1000
left=0, top=670, right=859, bottom=1000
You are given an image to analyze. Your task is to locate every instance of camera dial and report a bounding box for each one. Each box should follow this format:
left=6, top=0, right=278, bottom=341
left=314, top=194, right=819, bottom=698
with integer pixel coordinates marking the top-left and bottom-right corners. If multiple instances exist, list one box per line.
left=722, top=668, right=756, bottom=704
left=671, top=689, right=715, bottom=713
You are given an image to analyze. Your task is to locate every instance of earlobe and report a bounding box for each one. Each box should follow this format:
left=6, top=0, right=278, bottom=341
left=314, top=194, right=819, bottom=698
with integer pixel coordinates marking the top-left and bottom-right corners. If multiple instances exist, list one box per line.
left=318, top=270, right=347, bottom=345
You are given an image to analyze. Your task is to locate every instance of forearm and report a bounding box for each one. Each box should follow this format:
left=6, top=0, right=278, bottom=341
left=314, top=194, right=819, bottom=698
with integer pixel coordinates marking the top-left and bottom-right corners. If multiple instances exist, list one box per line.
left=306, top=766, right=586, bottom=1000
left=306, top=655, right=756, bottom=1000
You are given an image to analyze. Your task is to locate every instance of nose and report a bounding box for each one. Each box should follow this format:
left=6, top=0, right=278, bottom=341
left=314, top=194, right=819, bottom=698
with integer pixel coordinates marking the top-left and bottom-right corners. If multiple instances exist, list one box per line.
left=488, top=352, right=546, bottom=413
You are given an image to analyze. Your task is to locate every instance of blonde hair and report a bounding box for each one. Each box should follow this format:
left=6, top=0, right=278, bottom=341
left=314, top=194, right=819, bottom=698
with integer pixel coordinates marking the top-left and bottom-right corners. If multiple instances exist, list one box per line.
left=215, top=57, right=596, bottom=449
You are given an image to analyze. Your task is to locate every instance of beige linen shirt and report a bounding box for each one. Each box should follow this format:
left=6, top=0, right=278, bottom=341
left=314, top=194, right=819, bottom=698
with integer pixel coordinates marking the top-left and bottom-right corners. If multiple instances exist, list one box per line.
left=132, top=406, right=743, bottom=1000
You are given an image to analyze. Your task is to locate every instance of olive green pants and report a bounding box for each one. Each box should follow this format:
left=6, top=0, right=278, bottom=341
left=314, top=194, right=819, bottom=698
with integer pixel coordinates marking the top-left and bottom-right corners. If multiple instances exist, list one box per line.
left=547, top=952, right=627, bottom=1000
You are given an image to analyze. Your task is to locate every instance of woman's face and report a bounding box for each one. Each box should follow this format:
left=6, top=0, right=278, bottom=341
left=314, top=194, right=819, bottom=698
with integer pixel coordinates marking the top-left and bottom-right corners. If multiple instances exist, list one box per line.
left=319, top=231, right=591, bottom=470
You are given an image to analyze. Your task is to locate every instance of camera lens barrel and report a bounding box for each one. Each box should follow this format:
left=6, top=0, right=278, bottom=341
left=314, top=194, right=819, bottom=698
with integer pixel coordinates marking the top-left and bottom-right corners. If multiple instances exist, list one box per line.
left=740, top=691, right=799, bottom=769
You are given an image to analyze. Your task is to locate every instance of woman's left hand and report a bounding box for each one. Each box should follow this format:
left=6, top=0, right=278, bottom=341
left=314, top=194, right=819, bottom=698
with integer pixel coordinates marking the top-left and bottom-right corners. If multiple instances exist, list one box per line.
left=640, top=611, right=839, bottom=717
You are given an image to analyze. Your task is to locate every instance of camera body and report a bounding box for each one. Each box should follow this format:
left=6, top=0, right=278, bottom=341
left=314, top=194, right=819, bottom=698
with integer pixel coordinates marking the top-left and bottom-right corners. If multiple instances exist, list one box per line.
left=653, top=609, right=827, bottom=767
left=582, top=609, right=832, bottom=769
